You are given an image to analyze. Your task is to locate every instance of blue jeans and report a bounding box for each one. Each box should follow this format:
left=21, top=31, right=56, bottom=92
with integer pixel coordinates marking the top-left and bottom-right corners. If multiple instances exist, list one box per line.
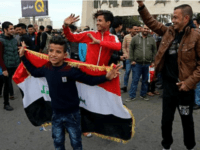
left=124, top=60, right=132, bottom=87
left=195, top=81, right=200, bottom=106
left=52, top=110, right=82, bottom=150
left=129, top=64, right=150, bottom=98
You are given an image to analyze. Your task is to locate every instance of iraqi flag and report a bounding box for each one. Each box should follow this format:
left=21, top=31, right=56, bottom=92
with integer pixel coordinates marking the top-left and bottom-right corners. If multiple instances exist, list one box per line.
left=13, top=50, right=135, bottom=143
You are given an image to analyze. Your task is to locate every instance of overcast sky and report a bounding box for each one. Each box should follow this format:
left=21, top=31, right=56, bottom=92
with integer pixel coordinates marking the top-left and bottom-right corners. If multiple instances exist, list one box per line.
left=0, top=0, right=83, bottom=28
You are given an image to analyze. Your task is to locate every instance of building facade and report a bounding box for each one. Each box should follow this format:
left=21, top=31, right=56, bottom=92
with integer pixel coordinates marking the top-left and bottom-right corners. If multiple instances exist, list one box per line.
left=81, top=0, right=200, bottom=30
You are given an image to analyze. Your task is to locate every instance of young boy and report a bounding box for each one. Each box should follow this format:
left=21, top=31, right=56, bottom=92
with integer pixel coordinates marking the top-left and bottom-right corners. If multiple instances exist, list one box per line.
left=19, top=36, right=121, bottom=150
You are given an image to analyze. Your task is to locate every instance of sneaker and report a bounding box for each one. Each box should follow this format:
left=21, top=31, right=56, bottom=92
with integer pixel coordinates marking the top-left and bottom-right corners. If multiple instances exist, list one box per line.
left=125, top=97, right=136, bottom=102
left=121, top=87, right=127, bottom=92
left=140, top=95, right=149, bottom=101
left=83, top=132, right=92, bottom=138
left=4, top=105, right=14, bottom=111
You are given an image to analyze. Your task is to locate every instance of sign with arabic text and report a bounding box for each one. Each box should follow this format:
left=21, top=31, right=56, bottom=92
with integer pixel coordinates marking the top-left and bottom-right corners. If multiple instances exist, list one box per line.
left=21, top=0, right=48, bottom=17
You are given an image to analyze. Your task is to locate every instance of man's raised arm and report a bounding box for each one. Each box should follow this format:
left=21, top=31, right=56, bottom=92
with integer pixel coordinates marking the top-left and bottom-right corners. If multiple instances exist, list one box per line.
left=137, top=1, right=168, bottom=36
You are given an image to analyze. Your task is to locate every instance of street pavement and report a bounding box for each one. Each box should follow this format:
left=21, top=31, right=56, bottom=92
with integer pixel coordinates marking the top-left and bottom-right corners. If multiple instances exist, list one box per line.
left=0, top=70, right=200, bottom=150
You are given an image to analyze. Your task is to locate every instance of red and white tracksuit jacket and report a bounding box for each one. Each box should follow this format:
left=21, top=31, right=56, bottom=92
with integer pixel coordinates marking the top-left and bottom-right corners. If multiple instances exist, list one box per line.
left=63, top=26, right=121, bottom=66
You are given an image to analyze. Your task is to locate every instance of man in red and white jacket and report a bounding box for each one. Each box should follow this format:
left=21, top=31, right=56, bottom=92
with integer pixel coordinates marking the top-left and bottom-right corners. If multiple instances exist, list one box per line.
left=63, top=11, right=121, bottom=66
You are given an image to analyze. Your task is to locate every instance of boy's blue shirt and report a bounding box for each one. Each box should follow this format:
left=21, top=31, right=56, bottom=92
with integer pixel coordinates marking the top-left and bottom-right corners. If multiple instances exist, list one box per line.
left=21, top=55, right=108, bottom=113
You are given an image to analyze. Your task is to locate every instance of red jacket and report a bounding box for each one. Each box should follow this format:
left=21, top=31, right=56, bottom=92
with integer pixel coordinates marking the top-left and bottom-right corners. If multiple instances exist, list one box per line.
left=63, top=26, right=121, bottom=66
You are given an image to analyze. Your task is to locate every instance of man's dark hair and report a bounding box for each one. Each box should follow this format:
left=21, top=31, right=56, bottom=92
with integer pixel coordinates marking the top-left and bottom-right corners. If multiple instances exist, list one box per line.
left=69, top=25, right=77, bottom=32
left=174, top=4, right=193, bottom=20
left=46, top=25, right=53, bottom=31
left=28, top=24, right=34, bottom=28
left=94, top=10, right=114, bottom=27
left=193, top=18, right=199, bottom=24
left=111, top=16, right=122, bottom=28
left=39, top=25, right=45, bottom=31
left=131, top=24, right=138, bottom=28
left=2, top=21, right=13, bottom=32
left=49, top=36, right=66, bottom=52
left=17, top=23, right=27, bottom=29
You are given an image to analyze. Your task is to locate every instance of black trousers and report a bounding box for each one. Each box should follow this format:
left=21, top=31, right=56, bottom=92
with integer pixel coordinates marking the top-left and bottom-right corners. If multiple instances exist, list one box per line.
left=148, top=81, right=156, bottom=93
left=162, top=80, right=196, bottom=149
left=0, top=75, right=3, bottom=95
left=3, top=68, right=16, bottom=105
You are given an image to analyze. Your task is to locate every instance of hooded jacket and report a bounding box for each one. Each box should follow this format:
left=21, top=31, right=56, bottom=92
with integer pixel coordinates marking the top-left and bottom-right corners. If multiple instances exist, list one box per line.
left=63, top=26, right=121, bottom=66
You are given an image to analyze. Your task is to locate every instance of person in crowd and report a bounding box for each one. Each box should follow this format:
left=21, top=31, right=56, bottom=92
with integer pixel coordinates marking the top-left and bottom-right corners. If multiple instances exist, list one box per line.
left=126, top=27, right=130, bottom=34
left=137, top=1, right=200, bottom=150
left=13, top=25, right=20, bottom=45
left=17, top=23, right=34, bottom=50
left=19, top=36, right=121, bottom=150
left=136, top=25, right=140, bottom=33
left=193, top=18, right=199, bottom=28
left=121, top=24, right=139, bottom=92
left=109, top=16, right=126, bottom=65
left=68, top=24, right=79, bottom=60
left=28, top=24, right=37, bottom=51
left=35, top=25, right=45, bottom=52
left=63, top=11, right=121, bottom=66
left=39, top=25, right=53, bottom=54
left=126, top=25, right=157, bottom=102
left=147, top=62, right=160, bottom=96
left=0, top=21, right=20, bottom=111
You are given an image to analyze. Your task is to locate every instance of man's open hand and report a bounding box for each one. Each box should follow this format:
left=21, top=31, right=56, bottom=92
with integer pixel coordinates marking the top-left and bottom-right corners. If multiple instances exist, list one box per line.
left=106, top=64, right=122, bottom=80
left=64, top=14, right=80, bottom=26
left=87, top=33, right=101, bottom=44
left=176, top=81, right=190, bottom=91
left=18, top=41, right=26, bottom=57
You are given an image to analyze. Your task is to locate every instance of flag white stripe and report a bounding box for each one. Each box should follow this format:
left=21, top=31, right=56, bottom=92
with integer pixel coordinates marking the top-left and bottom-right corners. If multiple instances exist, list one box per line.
left=19, top=77, right=131, bottom=119
left=18, top=76, right=51, bottom=108
left=76, top=82, right=131, bottom=119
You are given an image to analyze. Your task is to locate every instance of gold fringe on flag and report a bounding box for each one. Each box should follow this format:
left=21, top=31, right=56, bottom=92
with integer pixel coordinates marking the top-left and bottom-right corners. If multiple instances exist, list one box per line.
left=25, top=49, right=114, bottom=72
left=92, top=106, right=135, bottom=144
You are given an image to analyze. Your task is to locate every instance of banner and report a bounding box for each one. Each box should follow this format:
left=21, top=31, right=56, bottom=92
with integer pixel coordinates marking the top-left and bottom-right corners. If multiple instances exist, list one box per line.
left=21, top=0, right=48, bottom=17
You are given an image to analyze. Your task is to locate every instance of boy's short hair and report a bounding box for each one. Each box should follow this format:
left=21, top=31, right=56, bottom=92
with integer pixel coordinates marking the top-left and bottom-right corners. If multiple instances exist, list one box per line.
left=94, top=10, right=114, bottom=27
left=49, top=36, right=66, bottom=53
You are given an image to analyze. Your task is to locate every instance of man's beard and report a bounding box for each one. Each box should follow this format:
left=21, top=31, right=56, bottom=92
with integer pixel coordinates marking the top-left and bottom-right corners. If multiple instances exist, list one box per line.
left=142, top=32, right=148, bottom=36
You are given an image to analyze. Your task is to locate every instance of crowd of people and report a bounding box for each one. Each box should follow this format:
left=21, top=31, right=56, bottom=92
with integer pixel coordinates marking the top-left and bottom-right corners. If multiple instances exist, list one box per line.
left=1, top=1, right=200, bottom=150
